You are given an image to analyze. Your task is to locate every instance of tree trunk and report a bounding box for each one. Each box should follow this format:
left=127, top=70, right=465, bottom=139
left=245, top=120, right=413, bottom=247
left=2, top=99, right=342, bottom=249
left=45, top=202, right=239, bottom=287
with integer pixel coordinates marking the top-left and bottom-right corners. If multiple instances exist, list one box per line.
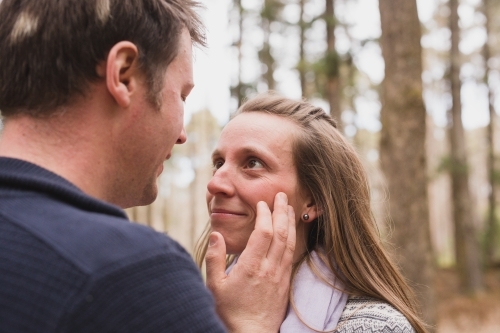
left=230, top=0, right=245, bottom=110
left=325, top=0, right=342, bottom=131
left=259, top=0, right=278, bottom=91
left=298, top=0, right=307, bottom=97
left=378, top=0, right=436, bottom=329
left=482, top=0, right=498, bottom=266
left=448, top=0, right=484, bottom=294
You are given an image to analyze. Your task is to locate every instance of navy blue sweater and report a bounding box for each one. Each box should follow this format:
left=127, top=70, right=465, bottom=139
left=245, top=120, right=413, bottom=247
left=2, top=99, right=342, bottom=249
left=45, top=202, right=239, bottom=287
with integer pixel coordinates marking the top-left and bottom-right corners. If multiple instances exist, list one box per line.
left=0, top=157, right=226, bottom=332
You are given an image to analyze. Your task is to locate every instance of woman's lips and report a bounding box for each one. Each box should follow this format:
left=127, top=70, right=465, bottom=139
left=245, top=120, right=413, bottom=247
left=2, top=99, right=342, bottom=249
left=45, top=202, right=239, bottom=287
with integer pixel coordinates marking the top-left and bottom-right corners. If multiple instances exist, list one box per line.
left=210, top=209, right=246, bottom=217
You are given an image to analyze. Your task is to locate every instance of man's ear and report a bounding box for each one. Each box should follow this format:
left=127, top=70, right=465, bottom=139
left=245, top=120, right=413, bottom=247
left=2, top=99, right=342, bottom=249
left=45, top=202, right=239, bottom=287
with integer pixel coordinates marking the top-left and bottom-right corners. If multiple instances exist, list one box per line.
left=96, top=41, right=139, bottom=108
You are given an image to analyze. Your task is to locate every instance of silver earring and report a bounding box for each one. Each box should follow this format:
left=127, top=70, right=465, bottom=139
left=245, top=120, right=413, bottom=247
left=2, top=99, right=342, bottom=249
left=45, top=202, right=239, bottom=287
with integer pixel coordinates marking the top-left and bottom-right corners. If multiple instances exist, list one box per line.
left=302, top=214, right=309, bottom=221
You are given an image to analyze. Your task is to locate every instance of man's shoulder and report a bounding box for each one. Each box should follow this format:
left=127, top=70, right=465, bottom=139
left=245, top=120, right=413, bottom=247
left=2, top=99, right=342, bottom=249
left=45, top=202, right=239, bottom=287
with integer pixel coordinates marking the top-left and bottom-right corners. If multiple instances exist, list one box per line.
left=0, top=195, right=226, bottom=333
left=0, top=185, right=189, bottom=276
left=336, top=296, right=416, bottom=333
left=0, top=185, right=214, bottom=332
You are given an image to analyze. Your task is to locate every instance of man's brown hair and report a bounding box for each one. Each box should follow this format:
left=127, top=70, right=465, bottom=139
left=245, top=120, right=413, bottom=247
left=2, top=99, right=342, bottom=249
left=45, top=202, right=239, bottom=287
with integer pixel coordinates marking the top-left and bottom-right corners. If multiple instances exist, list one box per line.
left=0, top=0, right=205, bottom=117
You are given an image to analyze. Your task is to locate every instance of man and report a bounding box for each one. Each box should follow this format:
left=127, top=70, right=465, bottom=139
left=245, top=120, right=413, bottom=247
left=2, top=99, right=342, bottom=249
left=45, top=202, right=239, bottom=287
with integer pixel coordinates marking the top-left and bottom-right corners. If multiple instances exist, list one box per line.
left=0, top=0, right=296, bottom=332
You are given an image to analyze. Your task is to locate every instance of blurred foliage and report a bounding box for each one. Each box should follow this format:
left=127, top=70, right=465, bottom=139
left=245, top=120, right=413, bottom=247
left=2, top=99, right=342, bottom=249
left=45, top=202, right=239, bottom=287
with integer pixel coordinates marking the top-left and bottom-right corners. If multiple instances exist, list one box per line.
left=436, top=154, right=500, bottom=185
left=480, top=209, right=500, bottom=264
left=436, top=155, right=470, bottom=176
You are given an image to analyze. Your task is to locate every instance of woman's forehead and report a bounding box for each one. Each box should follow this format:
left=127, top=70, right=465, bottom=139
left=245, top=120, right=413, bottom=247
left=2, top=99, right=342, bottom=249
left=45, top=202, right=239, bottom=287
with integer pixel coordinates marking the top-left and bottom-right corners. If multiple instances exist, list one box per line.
left=216, top=112, right=298, bottom=158
left=225, top=112, right=297, bottom=133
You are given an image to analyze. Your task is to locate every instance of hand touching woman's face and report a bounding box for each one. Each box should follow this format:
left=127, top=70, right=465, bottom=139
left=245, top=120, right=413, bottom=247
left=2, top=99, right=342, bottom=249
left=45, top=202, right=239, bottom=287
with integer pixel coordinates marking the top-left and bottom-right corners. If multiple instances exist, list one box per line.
left=206, top=112, right=311, bottom=255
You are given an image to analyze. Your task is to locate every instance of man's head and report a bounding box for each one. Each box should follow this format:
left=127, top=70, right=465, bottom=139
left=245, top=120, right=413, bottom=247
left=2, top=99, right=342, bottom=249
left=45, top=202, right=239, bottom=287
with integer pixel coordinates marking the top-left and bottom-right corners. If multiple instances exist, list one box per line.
left=0, top=0, right=204, bottom=208
left=0, top=0, right=205, bottom=117
left=106, top=28, right=194, bottom=208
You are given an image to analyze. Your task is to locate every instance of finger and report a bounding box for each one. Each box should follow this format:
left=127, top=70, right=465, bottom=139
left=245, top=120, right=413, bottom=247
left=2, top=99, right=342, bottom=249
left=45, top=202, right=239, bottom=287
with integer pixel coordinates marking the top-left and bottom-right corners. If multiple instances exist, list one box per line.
left=266, top=192, right=290, bottom=263
left=280, top=205, right=296, bottom=268
left=205, top=232, right=227, bottom=291
left=238, top=200, right=273, bottom=264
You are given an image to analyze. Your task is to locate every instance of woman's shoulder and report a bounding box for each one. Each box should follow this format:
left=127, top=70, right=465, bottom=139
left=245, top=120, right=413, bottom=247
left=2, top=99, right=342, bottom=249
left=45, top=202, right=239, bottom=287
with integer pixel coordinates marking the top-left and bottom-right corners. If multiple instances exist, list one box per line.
left=335, top=296, right=416, bottom=333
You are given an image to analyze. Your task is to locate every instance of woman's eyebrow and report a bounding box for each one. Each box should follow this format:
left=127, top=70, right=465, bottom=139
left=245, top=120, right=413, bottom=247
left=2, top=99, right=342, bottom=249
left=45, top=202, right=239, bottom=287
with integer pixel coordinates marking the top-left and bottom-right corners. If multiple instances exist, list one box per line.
left=238, top=146, right=279, bottom=165
left=211, top=149, right=222, bottom=161
left=211, top=145, right=280, bottom=165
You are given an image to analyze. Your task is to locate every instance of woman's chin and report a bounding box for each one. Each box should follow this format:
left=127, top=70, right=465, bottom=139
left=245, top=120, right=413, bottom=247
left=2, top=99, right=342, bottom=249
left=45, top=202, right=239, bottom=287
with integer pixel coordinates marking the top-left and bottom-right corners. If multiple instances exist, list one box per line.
left=212, top=230, right=249, bottom=255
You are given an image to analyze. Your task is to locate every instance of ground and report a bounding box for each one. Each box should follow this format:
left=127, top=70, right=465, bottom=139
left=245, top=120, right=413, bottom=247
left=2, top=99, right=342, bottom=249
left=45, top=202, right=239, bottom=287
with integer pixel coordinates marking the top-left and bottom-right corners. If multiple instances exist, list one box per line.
left=436, top=267, right=500, bottom=332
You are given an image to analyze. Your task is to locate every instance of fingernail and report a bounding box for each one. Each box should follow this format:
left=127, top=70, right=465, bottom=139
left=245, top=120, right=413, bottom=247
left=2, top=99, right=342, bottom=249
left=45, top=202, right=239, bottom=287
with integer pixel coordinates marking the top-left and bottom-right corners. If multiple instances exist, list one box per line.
left=209, top=233, right=217, bottom=247
left=279, top=192, right=288, bottom=203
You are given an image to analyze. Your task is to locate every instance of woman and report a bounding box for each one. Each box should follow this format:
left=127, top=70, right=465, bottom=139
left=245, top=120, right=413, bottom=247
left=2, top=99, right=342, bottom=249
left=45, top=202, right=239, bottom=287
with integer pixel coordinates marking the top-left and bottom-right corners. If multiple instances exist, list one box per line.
left=196, top=93, right=427, bottom=333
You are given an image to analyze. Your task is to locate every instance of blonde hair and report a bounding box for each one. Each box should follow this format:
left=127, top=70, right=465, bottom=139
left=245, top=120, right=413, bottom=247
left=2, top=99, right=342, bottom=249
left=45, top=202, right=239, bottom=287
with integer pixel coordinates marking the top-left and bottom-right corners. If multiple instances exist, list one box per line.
left=195, top=92, right=427, bottom=333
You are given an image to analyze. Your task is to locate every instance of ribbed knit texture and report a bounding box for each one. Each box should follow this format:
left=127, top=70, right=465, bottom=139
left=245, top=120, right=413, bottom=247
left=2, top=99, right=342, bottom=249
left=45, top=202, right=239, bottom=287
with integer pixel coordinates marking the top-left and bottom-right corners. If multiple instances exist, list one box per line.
left=335, top=297, right=415, bottom=333
left=0, top=157, right=226, bottom=333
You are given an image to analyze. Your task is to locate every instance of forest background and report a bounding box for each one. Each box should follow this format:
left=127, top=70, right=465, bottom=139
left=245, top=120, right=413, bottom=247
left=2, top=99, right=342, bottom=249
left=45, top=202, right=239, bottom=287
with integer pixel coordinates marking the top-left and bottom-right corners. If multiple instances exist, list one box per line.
left=125, top=0, right=500, bottom=331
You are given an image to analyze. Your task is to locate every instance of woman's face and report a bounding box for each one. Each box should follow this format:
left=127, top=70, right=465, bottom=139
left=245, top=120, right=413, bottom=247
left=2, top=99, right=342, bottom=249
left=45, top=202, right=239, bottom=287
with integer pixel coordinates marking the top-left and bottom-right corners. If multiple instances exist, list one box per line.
left=206, top=112, right=310, bottom=254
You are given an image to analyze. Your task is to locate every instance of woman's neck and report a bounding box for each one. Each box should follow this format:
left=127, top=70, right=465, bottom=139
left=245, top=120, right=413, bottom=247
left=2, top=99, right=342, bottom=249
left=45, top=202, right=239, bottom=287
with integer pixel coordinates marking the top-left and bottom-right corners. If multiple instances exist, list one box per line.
left=292, top=221, right=311, bottom=263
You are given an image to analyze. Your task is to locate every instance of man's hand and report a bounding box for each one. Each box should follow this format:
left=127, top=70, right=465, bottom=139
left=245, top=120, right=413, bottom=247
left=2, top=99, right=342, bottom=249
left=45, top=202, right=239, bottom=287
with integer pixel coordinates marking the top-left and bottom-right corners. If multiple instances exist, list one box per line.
left=205, top=192, right=296, bottom=333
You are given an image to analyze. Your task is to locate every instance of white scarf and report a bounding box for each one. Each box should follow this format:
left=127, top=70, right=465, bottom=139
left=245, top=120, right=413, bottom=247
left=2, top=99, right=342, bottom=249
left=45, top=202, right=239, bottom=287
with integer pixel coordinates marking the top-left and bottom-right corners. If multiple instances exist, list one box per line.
left=226, top=251, right=348, bottom=332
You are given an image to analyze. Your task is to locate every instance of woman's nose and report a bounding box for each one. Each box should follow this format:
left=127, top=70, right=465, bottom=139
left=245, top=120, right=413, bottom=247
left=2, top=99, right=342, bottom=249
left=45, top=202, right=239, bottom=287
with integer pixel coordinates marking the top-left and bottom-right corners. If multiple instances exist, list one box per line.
left=177, top=128, right=187, bottom=144
left=207, top=164, right=235, bottom=197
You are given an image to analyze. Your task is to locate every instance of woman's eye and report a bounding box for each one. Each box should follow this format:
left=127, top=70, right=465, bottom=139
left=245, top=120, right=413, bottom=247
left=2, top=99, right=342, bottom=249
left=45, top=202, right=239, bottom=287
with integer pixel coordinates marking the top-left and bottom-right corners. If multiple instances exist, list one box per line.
left=213, top=160, right=224, bottom=170
left=247, top=159, right=264, bottom=169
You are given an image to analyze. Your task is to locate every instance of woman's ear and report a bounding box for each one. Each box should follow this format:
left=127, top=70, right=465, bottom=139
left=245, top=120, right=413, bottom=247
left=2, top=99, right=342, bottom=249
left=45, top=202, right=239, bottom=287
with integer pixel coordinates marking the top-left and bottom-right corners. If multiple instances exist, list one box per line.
left=96, top=41, right=139, bottom=108
left=300, top=200, right=321, bottom=223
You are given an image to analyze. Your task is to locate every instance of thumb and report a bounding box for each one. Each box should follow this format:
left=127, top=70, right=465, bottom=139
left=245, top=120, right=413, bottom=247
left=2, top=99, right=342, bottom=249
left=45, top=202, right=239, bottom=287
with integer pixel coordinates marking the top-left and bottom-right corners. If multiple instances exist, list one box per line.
left=205, top=232, right=227, bottom=291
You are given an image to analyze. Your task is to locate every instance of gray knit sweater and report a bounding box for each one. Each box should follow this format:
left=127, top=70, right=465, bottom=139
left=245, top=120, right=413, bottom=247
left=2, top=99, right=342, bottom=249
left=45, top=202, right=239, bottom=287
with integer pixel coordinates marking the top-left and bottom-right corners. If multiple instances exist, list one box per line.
left=335, top=296, right=416, bottom=333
